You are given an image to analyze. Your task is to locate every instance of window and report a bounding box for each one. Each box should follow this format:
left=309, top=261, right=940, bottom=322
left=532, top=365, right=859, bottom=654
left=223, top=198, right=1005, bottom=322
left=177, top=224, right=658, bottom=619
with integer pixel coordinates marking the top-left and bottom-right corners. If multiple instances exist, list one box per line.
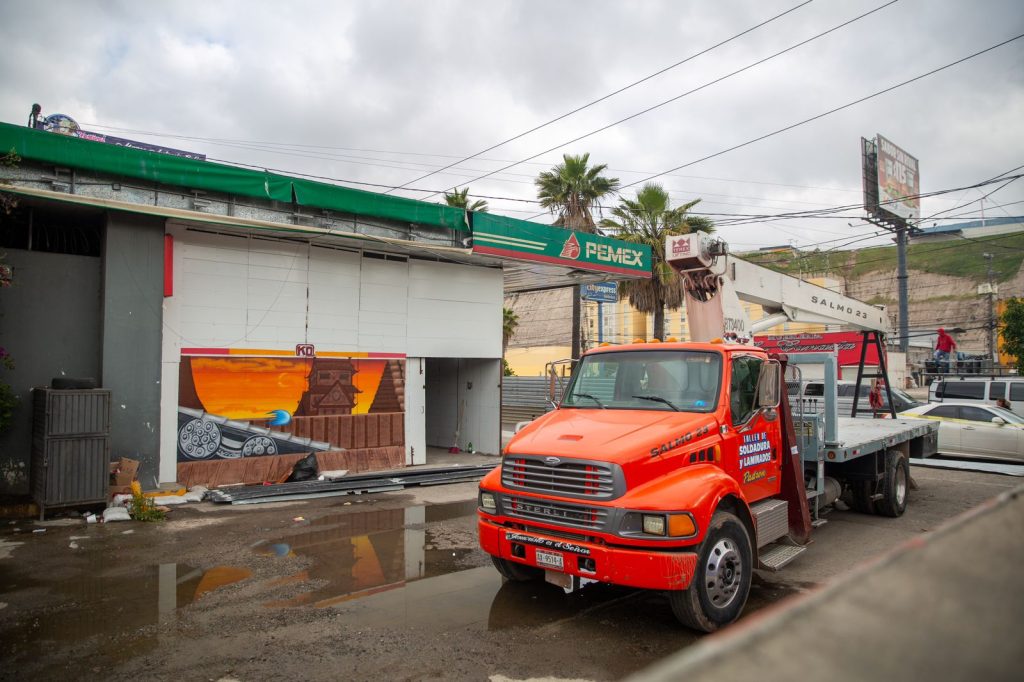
left=929, top=405, right=959, bottom=419
left=730, top=355, right=763, bottom=425
left=1010, top=383, right=1024, bottom=402
left=939, top=382, right=985, bottom=400
left=989, top=382, right=1006, bottom=400
left=563, top=350, right=721, bottom=412
left=960, top=406, right=997, bottom=423
left=802, top=383, right=824, bottom=397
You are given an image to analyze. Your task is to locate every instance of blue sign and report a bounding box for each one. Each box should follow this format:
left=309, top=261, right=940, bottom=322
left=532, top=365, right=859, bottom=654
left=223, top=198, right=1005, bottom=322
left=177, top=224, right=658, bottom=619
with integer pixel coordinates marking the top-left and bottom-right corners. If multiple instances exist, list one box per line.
left=581, top=282, right=619, bottom=303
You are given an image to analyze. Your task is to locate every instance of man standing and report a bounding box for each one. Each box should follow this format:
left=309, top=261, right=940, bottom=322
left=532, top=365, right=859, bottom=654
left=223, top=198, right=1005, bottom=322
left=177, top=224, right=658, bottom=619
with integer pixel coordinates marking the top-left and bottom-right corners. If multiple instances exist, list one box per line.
left=935, top=328, right=957, bottom=373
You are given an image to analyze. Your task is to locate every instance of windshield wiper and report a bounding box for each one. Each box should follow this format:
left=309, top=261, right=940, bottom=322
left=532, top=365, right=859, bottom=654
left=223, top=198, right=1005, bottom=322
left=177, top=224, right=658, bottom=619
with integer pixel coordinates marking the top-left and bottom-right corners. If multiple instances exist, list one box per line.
left=572, top=392, right=606, bottom=408
left=632, top=395, right=680, bottom=411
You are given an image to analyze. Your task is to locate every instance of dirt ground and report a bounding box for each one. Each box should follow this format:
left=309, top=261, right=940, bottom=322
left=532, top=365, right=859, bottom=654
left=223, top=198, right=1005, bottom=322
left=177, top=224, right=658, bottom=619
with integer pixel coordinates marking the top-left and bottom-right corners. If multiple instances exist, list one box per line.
left=0, top=465, right=1017, bottom=682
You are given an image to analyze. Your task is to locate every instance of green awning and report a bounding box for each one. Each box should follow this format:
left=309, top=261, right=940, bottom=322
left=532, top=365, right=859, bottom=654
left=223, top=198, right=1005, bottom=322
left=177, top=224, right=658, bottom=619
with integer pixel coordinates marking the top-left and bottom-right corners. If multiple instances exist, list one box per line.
left=0, top=122, right=466, bottom=231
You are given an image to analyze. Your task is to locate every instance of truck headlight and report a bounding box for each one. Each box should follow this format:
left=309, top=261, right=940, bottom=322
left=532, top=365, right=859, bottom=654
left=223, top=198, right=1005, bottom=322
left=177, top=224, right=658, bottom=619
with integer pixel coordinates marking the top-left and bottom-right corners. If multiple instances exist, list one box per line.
left=479, top=491, right=497, bottom=511
left=642, top=514, right=666, bottom=535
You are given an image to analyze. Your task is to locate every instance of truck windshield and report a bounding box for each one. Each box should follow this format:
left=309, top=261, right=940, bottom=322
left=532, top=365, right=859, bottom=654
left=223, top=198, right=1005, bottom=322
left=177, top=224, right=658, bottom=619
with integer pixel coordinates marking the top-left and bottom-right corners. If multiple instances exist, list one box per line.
left=562, top=350, right=722, bottom=412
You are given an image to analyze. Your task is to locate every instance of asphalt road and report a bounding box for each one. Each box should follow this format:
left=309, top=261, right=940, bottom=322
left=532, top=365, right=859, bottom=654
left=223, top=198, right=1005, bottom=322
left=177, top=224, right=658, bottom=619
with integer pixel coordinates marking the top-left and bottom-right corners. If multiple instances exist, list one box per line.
left=0, top=464, right=1017, bottom=681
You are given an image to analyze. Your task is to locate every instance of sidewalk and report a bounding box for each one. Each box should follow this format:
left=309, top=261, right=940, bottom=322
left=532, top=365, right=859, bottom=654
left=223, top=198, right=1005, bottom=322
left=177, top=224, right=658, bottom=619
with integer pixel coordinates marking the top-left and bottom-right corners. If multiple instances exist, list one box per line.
left=632, top=484, right=1024, bottom=682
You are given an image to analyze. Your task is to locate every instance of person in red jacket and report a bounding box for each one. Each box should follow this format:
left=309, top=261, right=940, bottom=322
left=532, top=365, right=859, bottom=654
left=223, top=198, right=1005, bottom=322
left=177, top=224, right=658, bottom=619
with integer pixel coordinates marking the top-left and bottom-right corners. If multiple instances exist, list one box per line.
left=869, top=380, right=885, bottom=418
left=935, top=328, right=957, bottom=373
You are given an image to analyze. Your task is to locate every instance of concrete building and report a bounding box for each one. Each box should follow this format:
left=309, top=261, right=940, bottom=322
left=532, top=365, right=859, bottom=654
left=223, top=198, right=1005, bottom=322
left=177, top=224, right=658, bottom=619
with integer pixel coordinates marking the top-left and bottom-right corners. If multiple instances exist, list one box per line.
left=0, top=122, right=650, bottom=495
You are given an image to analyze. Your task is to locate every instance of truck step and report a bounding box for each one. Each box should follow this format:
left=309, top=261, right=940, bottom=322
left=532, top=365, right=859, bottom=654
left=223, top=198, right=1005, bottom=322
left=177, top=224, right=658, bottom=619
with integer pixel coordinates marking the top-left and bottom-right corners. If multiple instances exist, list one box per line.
left=750, top=498, right=789, bottom=548
left=758, top=543, right=807, bottom=571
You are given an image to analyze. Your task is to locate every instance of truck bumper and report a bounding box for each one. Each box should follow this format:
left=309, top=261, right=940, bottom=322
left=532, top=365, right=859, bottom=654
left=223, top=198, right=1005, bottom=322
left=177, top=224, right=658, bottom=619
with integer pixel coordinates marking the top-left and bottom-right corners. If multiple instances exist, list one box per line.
left=479, top=518, right=698, bottom=591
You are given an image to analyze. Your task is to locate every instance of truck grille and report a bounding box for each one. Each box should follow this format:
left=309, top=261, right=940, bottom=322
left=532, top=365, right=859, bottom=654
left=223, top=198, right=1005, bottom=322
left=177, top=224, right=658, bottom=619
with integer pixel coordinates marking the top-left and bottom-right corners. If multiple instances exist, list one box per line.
left=506, top=495, right=609, bottom=530
left=502, top=456, right=621, bottom=499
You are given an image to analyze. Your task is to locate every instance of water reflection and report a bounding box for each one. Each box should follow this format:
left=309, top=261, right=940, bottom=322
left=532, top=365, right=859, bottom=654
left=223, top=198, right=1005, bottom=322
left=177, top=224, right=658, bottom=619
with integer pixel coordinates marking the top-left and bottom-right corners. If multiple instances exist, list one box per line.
left=260, top=500, right=479, bottom=608
left=0, top=563, right=250, bottom=664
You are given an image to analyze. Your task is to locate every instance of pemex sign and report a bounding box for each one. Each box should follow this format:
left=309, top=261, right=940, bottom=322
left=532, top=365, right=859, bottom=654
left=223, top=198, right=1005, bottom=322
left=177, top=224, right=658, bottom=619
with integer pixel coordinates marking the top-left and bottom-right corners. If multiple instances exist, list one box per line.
left=471, top=213, right=651, bottom=278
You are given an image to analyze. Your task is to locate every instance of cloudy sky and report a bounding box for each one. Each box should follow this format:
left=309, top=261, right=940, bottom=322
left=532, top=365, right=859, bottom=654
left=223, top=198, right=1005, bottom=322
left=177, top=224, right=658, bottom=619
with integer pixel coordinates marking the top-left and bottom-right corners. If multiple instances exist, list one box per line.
left=1, top=0, right=1022, bottom=251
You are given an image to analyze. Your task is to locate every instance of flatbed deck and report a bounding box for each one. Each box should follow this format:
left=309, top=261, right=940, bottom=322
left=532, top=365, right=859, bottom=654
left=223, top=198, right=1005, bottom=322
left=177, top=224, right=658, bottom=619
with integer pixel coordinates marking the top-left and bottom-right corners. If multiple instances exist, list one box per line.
left=826, top=417, right=937, bottom=462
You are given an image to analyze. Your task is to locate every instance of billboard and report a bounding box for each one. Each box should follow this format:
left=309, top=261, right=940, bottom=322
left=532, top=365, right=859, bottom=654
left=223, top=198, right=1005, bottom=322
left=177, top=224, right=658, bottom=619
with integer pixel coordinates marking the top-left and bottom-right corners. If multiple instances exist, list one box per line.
left=874, top=135, right=919, bottom=220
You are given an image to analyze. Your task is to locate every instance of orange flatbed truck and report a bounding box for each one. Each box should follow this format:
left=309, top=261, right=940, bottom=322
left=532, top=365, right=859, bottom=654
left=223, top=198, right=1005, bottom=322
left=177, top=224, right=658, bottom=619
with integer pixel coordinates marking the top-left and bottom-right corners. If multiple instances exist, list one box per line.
left=478, top=342, right=937, bottom=631
left=478, top=233, right=937, bottom=632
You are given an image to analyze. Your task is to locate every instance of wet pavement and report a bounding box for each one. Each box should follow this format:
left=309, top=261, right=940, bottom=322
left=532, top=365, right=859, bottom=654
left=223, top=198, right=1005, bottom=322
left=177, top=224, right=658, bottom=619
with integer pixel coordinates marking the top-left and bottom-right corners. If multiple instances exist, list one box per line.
left=0, top=466, right=1017, bottom=681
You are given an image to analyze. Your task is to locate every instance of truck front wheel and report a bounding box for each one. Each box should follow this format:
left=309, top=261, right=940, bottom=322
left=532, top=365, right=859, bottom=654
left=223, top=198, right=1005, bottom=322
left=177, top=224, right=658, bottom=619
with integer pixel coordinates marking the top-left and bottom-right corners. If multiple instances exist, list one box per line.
left=668, top=511, right=752, bottom=632
left=491, top=556, right=543, bottom=582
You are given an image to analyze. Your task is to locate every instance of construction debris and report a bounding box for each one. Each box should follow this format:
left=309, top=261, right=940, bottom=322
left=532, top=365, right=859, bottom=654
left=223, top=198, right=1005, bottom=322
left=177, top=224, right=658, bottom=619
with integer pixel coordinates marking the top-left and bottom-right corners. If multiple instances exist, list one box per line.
left=208, top=464, right=496, bottom=505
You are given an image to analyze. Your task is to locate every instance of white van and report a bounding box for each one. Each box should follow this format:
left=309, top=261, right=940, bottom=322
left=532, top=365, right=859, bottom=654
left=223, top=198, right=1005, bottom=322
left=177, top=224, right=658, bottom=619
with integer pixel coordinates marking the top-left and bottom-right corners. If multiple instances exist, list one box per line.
left=788, top=380, right=922, bottom=416
left=928, top=377, right=1024, bottom=413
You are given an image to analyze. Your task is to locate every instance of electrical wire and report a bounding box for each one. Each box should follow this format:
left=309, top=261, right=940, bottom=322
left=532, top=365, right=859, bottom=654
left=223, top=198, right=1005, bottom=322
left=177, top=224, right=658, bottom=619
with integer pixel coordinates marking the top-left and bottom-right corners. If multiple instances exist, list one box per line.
left=384, top=0, right=817, bottom=195
left=432, top=1, right=901, bottom=203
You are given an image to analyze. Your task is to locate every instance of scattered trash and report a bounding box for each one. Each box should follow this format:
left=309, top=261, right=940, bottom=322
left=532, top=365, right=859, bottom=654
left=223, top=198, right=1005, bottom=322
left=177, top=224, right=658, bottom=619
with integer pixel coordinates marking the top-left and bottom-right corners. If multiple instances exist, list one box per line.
left=183, top=486, right=208, bottom=503
left=286, top=453, right=319, bottom=482
left=102, top=507, right=132, bottom=523
left=151, top=495, right=188, bottom=505
left=318, top=470, right=349, bottom=481
left=292, top=516, right=305, bottom=522
left=122, top=529, right=134, bottom=535
left=108, top=457, right=140, bottom=497
left=84, top=513, right=97, bottom=524
left=32, top=529, right=46, bottom=534
left=69, top=541, right=79, bottom=549
left=111, top=494, right=133, bottom=507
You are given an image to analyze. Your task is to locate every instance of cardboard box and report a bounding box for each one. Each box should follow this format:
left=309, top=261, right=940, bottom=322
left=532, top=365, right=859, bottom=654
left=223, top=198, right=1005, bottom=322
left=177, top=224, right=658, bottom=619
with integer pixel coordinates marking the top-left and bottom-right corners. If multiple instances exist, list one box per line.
left=109, top=457, right=140, bottom=496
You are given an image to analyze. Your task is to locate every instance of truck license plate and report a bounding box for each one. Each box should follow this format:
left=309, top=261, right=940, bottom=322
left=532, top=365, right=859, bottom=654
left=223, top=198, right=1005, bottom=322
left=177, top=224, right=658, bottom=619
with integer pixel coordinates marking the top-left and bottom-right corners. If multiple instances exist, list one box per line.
left=535, top=549, right=564, bottom=570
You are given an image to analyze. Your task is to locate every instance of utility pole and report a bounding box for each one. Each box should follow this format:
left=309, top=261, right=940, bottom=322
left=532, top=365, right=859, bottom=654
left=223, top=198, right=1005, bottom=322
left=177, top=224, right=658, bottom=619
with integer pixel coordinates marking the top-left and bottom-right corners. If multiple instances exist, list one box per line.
left=984, top=252, right=995, bottom=363
left=896, top=223, right=909, bottom=353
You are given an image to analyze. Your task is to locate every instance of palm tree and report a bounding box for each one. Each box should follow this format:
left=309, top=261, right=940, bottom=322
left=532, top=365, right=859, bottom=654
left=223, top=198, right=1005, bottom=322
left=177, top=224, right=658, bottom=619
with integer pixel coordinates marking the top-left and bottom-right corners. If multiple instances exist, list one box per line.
left=502, top=307, right=519, bottom=352
left=535, top=153, right=620, bottom=232
left=535, top=154, right=620, bottom=358
left=601, top=183, right=714, bottom=341
left=443, top=187, right=489, bottom=213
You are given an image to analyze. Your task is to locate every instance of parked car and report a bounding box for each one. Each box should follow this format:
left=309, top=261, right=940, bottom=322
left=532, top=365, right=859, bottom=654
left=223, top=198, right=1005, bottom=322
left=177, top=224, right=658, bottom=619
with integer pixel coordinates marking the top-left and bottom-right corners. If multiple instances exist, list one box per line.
left=899, top=401, right=1024, bottom=462
left=788, top=380, right=922, bottom=416
left=928, top=377, right=1024, bottom=413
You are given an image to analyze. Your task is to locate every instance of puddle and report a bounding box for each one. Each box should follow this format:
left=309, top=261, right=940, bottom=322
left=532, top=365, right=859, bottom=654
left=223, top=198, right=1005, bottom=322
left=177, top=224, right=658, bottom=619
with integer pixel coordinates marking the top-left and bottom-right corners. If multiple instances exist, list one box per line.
left=258, top=500, right=481, bottom=609
left=0, top=562, right=251, bottom=662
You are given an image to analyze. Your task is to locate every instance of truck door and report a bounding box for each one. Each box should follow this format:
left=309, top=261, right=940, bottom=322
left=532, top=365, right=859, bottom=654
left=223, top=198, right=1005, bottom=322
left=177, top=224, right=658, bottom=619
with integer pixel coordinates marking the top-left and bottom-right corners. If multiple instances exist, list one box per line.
left=722, top=355, right=783, bottom=502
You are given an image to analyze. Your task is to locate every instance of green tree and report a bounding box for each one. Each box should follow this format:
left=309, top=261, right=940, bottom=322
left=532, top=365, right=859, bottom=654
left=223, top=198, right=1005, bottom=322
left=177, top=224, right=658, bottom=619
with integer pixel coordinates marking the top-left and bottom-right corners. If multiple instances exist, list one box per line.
left=502, top=306, right=519, bottom=352
left=600, top=183, right=714, bottom=341
left=1000, top=298, right=1024, bottom=373
left=535, top=153, right=620, bottom=231
left=535, top=153, right=620, bottom=358
left=443, top=187, right=488, bottom=213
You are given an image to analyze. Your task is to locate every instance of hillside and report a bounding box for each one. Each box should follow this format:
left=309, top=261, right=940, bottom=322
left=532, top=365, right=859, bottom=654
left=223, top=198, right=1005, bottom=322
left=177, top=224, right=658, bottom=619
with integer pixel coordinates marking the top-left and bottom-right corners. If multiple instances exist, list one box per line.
left=743, top=232, right=1024, bottom=353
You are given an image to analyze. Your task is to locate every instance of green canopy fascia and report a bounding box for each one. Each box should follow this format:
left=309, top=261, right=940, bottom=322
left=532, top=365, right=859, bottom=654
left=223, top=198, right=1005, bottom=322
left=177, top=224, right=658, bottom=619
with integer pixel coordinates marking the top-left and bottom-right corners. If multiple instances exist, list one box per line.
left=0, top=122, right=467, bottom=232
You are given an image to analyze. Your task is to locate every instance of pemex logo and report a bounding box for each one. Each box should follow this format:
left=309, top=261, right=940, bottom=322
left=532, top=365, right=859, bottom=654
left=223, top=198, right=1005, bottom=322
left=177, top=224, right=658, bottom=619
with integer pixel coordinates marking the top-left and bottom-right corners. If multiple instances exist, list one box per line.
left=560, top=233, right=581, bottom=259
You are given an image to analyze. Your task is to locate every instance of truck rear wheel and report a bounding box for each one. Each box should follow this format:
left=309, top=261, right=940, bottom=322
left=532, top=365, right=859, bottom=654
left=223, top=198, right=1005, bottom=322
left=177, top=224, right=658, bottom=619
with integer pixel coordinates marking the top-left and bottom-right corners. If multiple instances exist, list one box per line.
left=876, top=449, right=909, bottom=517
left=491, top=556, right=543, bottom=582
left=668, top=511, right=752, bottom=632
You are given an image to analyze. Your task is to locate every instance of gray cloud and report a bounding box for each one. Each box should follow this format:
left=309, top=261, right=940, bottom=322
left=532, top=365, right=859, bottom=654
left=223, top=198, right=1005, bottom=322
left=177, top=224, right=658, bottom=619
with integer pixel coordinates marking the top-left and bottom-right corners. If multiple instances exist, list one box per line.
left=1, top=0, right=1021, bottom=250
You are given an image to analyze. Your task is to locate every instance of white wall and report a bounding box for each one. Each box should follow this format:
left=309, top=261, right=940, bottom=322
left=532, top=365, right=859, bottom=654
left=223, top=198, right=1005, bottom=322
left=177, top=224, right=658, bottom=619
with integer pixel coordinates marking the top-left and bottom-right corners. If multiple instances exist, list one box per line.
left=159, top=225, right=504, bottom=477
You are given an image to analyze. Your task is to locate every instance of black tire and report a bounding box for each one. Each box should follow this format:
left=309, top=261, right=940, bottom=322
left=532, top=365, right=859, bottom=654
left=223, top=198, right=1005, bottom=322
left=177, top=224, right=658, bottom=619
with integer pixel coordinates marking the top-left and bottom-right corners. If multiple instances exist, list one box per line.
left=491, top=555, right=543, bottom=582
left=668, top=511, right=752, bottom=632
left=876, top=449, right=910, bottom=518
left=51, top=377, right=97, bottom=390
left=849, top=480, right=876, bottom=515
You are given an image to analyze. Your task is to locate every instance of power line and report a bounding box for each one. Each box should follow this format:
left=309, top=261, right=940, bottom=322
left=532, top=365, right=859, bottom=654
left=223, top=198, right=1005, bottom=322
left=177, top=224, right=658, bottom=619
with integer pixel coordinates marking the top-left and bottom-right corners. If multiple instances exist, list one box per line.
left=439, top=1, right=901, bottom=204
left=384, top=1, right=817, bottom=195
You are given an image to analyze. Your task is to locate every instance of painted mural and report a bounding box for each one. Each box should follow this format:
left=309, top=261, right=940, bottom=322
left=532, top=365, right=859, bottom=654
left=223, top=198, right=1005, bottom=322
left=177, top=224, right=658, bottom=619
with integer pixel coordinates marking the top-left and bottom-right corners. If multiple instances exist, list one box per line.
left=177, top=349, right=405, bottom=461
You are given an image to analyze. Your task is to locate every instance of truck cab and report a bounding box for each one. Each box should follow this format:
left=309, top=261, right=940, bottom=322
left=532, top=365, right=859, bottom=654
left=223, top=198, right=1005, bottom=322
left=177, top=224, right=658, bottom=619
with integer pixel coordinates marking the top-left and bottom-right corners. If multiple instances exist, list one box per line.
left=478, top=340, right=786, bottom=631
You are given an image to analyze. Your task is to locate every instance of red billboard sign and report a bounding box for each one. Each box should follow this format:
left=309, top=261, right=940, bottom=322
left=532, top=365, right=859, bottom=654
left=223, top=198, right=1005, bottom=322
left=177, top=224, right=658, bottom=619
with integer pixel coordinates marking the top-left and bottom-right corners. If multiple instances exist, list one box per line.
left=754, top=331, right=883, bottom=371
